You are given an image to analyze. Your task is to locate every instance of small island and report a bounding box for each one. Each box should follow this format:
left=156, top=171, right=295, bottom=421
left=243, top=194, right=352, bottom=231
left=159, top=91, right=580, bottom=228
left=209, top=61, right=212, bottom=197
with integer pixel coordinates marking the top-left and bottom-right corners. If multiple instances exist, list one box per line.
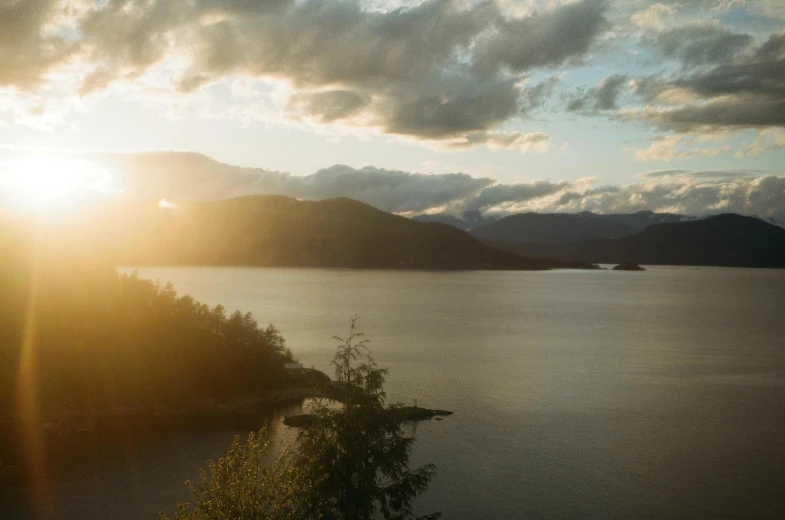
left=613, top=262, right=645, bottom=271
left=284, top=406, right=453, bottom=428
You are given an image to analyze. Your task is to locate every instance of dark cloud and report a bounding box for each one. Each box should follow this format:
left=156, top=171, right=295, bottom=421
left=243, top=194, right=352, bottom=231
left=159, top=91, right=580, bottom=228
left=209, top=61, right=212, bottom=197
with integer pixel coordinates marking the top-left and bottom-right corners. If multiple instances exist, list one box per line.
left=551, top=19, right=785, bottom=138
left=520, top=76, right=563, bottom=114
left=178, top=0, right=491, bottom=90
left=0, top=0, right=74, bottom=89
left=594, top=75, right=628, bottom=110
left=181, top=0, right=606, bottom=140
left=77, top=0, right=185, bottom=85
left=632, top=30, right=785, bottom=131
left=472, top=0, right=609, bottom=73
left=381, top=71, right=521, bottom=138
left=0, top=0, right=610, bottom=146
left=568, top=74, right=628, bottom=112
left=645, top=96, right=785, bottom=131
left=649, top=23, right=753, bottom=67
left=287, top=90, right=369, bottom=122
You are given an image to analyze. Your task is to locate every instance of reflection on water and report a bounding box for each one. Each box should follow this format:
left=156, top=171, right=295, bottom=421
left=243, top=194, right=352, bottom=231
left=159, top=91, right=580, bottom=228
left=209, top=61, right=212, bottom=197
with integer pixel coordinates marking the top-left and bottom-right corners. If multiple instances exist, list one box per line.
left=4, top=266, right=785, bottom=519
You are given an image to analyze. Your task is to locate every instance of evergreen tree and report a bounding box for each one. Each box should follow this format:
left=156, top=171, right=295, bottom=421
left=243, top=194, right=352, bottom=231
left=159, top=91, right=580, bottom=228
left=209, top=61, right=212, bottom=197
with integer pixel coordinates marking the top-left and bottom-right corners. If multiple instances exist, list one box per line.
left=293, top=316, right=439, bottom=520
left=167, top=317, right=440, bottom=520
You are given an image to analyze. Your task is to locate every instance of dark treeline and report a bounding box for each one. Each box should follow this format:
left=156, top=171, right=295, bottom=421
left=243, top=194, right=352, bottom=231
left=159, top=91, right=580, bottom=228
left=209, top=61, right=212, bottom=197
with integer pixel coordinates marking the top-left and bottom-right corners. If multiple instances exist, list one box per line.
left=0, top=222, right=293, bottom=421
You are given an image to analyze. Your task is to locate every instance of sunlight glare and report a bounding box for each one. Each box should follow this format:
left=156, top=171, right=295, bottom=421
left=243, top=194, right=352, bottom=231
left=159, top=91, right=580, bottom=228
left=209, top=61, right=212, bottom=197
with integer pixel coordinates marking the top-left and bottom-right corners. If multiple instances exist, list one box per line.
left=159, top=198, right=175, bottom=208
left=0, top=156, right=118, bottom=213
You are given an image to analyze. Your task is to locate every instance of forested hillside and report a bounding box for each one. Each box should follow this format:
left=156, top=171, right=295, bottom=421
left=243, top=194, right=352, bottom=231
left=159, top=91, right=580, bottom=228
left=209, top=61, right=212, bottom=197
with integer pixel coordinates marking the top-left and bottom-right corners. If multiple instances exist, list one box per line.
left=0, top=224, right=293, bottom=420
left=61, top=196, right=561, bottom=270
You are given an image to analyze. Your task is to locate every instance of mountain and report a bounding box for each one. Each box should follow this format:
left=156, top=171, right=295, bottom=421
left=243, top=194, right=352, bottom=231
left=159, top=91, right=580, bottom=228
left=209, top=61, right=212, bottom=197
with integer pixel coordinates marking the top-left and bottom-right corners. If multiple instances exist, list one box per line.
left=411, top=210, right=499, bottom=231
left=491, top=214, right=785, bottom=268
left=470, top=211, right=691, bottom=245
left=56, top=196, right=583, bottom=270
left=603, top=211, right=693, bottom=234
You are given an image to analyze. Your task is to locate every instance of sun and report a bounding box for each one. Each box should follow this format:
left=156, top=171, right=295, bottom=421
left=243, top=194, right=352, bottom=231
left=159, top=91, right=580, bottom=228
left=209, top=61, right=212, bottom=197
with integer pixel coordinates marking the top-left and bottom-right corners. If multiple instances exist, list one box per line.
left=0, top=156, right=118, bottom=213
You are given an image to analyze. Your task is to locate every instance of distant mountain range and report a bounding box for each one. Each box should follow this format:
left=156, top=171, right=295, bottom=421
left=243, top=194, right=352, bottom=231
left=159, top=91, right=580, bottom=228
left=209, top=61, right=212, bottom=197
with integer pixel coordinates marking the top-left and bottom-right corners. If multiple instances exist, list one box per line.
left=7, top=198, right=782, bottom=270
left=412, top=210, right=499, bottom=231
left=413, top=209, right=784, bottom=268
left=63, top=196, right=588, bottom=270
left=412, top=210, right=692, bottom=238
left=486, top=214, right=785, bottom=268
left=469, top=210, right=691, bottom=244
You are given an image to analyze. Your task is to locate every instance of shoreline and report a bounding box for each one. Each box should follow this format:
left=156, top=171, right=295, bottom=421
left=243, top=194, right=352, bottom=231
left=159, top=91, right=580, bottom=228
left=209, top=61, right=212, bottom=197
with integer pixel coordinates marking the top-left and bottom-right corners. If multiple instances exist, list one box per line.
left=0, top=381, right=340, bottom=487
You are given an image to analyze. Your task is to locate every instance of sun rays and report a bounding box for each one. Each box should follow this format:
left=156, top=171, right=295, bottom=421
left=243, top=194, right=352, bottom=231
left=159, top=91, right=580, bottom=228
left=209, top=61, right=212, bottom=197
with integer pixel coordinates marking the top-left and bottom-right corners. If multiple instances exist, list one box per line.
left=0, top=156, right=118, bottom=214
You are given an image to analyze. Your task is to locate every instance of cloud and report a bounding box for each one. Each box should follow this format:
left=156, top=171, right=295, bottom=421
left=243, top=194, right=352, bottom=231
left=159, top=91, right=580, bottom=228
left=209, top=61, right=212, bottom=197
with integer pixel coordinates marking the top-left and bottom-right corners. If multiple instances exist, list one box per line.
left=471, top=0, right=609, bottom=73
left=285, top=164, right=496, bottom=213
left=648, top=22, right=753, bottom=67
left=520, top=75, right=563, bottom=114
left=737, top=128, right=785, bottom=156
left=287, top=90, right=369, bottom=123
left=630, top=30, right=785, bottom=132
left=377, top=69, right=522, bottom=139
left=549, top=19, right=785, bottom=155
left=0, top=0, right=77, bottom=90
left=457, top=180, right=573, bottom=213
left=0, top=0, right=611, bottom=148
left=103, top=151, right=496, bottom=213
left=445, top=131, right=550, bottom=152
left=638, top=169, right=766, bottom=179
left=630, top=3, right=678, bottom=30
left=6, top=150, right=783, bottom=222
left=544, top=175, right=785, bottom=221
left=568, top=74, right=628, bottom=112
left=638, top=97, right=785, bottom=132
left=98, top=151, right=578, bottom=214
left=634, top=134, right=732, bottom=161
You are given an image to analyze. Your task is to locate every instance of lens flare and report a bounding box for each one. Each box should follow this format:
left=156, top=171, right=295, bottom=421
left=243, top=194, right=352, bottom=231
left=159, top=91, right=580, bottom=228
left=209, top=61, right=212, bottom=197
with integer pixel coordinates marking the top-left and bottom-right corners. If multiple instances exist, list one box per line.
left=0, top=156, right=118, bottom=213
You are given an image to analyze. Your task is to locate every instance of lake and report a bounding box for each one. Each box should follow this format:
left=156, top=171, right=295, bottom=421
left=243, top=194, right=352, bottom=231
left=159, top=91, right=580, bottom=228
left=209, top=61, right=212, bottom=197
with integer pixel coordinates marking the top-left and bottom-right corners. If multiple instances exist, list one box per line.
left=5, top=266, right=785, bottom=519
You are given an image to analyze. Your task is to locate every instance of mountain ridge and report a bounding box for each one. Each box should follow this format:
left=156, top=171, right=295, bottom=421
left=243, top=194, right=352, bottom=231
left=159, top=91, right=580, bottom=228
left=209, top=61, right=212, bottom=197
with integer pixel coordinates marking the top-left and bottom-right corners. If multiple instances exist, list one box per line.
left=468, top=210, right=692, bottom=244
left=45, top=195, right=586, bottom=271
left=489, top=214, right=785, bottom=268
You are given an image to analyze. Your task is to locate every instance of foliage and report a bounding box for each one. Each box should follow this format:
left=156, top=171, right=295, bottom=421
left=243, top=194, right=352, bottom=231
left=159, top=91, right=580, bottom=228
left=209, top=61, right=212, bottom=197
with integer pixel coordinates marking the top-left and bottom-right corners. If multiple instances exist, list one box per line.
left=0, top=239, right=293, bottom=417
left=297, top=317, right=439, bottom=520
left=163, top=429, right=326, bottom=520
left=168, top=318, right=440, bottom=520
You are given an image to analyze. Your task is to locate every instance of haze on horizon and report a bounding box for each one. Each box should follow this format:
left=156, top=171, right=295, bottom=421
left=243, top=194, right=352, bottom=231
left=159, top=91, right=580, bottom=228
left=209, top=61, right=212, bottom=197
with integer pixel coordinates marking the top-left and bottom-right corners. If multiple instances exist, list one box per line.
left=1, top=0, right=784, bottom=219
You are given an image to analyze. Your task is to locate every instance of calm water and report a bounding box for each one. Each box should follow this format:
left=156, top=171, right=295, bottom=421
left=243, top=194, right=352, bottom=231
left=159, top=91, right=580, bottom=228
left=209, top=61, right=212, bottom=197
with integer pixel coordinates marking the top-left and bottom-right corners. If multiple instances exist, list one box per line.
left=6, top=266, right=785, bottom=519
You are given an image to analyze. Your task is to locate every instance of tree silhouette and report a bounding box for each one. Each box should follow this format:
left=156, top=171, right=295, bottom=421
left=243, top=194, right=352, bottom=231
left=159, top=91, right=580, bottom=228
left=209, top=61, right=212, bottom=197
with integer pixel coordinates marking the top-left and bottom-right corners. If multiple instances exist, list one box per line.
left=169, top=318, right=440, bottom=520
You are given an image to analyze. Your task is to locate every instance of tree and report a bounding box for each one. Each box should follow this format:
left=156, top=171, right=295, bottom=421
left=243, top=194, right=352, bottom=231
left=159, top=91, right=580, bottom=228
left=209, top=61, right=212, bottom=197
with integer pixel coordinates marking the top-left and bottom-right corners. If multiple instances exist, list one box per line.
left=166, top=317, right=440, bottom=520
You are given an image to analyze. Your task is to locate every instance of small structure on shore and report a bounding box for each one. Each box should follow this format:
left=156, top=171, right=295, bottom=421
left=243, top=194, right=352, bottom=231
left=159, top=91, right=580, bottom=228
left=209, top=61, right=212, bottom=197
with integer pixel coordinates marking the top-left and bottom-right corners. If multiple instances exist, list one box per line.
left=283, top=405, right=453, bottom=428
left=613, top=262, right=645, bottom=271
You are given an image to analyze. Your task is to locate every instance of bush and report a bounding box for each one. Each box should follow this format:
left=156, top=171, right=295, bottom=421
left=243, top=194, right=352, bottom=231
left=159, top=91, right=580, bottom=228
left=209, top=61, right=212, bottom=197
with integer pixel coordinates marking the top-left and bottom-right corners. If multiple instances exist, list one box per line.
left=167, top=318, right=440, bottom=520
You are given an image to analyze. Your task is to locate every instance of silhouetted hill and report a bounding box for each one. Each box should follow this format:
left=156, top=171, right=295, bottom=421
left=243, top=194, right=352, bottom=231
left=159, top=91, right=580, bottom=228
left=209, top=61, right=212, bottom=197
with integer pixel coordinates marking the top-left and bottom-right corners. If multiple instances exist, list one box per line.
left=603, top=210, right=693, bottom=234
left=470, top=211, right=690, bottom=245
left=492, top=214, right=785, bottom=268
left=76, top=196, right=567, bottom=270
left=412, top=210, right=498, bottom=231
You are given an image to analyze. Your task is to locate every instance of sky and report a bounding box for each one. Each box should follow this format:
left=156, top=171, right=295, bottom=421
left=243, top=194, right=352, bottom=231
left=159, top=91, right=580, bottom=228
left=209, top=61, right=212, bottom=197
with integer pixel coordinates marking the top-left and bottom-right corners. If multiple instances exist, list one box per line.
left=0, top=0, right=784, bottom=219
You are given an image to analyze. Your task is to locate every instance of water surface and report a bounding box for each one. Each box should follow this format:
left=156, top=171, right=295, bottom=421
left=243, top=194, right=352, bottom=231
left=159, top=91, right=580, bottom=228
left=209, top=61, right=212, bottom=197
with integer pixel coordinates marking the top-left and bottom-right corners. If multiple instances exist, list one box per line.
left=6, top=266, right=785, bottom=519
